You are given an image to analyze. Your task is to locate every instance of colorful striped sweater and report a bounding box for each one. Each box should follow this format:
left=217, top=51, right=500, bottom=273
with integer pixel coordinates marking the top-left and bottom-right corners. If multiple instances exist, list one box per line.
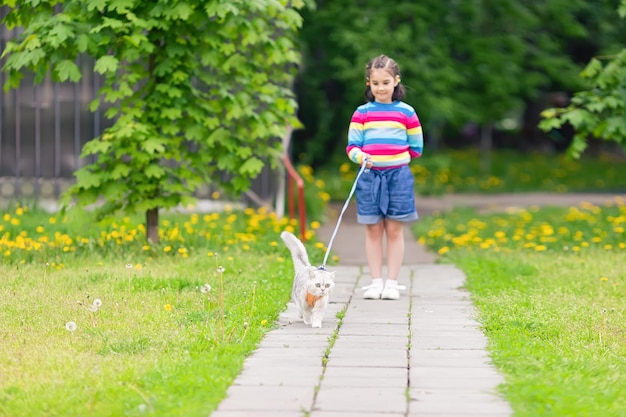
left=346, top=101, right=423, bottom=169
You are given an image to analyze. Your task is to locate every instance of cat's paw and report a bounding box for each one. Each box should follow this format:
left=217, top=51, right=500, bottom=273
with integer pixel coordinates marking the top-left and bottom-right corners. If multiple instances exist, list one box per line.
left=311, top=321, right=322, bottom=328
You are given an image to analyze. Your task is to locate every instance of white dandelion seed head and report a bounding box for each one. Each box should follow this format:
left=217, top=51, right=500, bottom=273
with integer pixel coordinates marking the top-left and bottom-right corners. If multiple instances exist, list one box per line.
left=200, top=284, right=212, bottom=293
left=217, top=266, right=225, bottom=273
left=92, top=299, right=102, bottom=308
left=125, top=263, right=133, bottom=269
left=243, top=322, right=249, bottom=328
left=65, top=321, right=77, bottom=332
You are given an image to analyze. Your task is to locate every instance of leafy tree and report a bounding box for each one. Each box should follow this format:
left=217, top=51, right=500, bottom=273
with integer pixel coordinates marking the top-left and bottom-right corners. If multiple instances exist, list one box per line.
left=294, top=0, right=623, bottom=166
left=539, top=1, right=626, bottom=158
left=2, top=0, right=310, bottom=242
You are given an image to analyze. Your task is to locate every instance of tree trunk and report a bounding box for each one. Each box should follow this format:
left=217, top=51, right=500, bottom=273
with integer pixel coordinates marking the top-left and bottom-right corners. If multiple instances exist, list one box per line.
left=428, top=118, right=442, bottom=152
left=146, top=208, right=159, bottom=243
left=480, top=122, right=494, bottom=173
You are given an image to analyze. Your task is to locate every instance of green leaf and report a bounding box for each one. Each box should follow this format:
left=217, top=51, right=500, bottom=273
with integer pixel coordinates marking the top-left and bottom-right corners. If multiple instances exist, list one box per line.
left=53, top=59, right=81, bottom=82
left=81, top=139, right=112, bottom=156
left=74, top=168, right=101, bottom=189
left=144, top=164, right=165, bottom=178
left=580, top=58, right=603, bottom=79
left=110, top=164, right=132, bottom=180
left=141, top=138, right=166, bottom=154
left=562, top=109, right=591, bottom=129
left=239, top=157, right=264, bottom=175
left=94, top=55, right=119, bottom=75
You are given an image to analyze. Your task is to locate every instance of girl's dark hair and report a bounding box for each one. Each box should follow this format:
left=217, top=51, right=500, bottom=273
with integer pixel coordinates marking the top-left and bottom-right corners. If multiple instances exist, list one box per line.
left=364, top=54, right=406, bottom=102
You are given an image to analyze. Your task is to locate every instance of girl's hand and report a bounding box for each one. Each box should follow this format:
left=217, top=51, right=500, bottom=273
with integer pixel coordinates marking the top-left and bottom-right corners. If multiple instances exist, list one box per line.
left=362, top=153, right=373, bottom=168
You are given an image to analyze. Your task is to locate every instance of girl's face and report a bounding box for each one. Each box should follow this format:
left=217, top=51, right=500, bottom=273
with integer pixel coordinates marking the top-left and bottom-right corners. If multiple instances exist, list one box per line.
left=368, top=69, right=399, bottom=104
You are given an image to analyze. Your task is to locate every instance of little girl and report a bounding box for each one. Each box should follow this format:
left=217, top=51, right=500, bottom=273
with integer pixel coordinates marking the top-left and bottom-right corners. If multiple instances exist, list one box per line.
left=346, top=54, right=423, bottom=300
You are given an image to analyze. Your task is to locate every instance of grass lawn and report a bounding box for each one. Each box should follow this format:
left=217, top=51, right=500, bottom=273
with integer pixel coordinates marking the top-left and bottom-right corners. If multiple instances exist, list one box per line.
left=0, top=204, right=330, bottom=417
left=413, top=200, right=626, bottom=416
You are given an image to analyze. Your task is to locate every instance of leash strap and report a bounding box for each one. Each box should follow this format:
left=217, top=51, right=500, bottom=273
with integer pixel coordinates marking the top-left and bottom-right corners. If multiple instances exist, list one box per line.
left=320, top=159, right=369, bottom=269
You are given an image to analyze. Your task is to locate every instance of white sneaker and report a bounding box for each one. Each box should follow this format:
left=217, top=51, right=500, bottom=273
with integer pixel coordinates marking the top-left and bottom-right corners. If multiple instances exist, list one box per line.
left=362, top=279, right=384, bottom=300
left=381, top=280, right=406, bottom=300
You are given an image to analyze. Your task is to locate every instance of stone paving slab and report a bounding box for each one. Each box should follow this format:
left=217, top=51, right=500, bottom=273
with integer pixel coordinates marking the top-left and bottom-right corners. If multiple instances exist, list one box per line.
left=411, top=349, right=495, bottom=368
left=314, top=386, right=407, bottom=414
left=411, top=366, right=505, bottom=389
left=215, top=385, right=315, bottom=412
left=211, top=412, right=307, bottom=417
left=312, top=412, right=404, bottom=417
left=320, top=366, right=408, bottom=388
left=408, top=389, right=513, bottom=415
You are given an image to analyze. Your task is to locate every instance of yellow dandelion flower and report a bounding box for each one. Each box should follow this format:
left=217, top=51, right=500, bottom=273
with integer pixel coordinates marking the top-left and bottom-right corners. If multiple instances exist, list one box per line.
left=310, top=221, right=321, bottom=230
left=164, top=304, right=173, bottom=311
left=600, top=277, right=609, bottom=282
left=315, top=242, right=324, bottom=249
left=164, top=246, right=172, bottom=253
left=49, top=217, right=57, bottom=224
left=261, top=319, right=268, bottom=326
left=270, top=241, right=278, bottom=247
left=142, top=245, right=150, bottom=251
left=211, top=191, right=220, bottom=199
left=535, top=245, right=547, bottom=251
left=438, top=246, right=450, bottom=255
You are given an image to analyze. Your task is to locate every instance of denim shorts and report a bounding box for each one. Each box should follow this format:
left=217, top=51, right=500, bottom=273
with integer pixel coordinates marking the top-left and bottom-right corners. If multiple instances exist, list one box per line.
left=355, top=165, right=419, bottom=224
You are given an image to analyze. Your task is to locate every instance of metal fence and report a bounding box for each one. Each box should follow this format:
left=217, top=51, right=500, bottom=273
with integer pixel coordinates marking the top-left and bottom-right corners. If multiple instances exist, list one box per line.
left=0, top=14, right=279, bottom=209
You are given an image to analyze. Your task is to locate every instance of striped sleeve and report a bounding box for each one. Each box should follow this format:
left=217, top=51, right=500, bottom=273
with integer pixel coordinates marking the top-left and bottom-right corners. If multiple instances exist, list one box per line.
left=346, top=110, right=366, bottom=164
left=406, top=112, right=423, bottom=158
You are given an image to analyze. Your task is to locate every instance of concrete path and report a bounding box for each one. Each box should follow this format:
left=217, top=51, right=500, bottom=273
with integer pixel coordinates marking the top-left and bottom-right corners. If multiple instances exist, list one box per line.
left=212, top=264, right=511, bottom=417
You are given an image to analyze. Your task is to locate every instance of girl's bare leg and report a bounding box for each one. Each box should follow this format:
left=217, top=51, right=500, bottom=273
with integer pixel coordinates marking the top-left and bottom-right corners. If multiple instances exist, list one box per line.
left=365, top=221, right=384, bottom=278
left=385, top=220, right=404, bottom=281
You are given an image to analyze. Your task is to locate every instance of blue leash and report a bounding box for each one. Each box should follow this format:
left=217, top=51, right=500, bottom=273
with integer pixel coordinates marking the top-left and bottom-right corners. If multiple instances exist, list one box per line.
left=319, top=159, right=369, bottom=270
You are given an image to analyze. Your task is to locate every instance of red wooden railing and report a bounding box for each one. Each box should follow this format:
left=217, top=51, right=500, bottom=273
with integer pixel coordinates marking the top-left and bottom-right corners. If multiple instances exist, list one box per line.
left=282, top=154, right=307, bottom=242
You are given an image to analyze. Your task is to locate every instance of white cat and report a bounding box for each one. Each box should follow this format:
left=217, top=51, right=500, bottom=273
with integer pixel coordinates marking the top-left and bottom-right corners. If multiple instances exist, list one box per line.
left=280, top=231, right=335, bottom=328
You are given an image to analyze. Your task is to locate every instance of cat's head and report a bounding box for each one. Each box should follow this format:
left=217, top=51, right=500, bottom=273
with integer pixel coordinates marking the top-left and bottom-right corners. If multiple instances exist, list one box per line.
left=306, top=269, right=335, bottom=296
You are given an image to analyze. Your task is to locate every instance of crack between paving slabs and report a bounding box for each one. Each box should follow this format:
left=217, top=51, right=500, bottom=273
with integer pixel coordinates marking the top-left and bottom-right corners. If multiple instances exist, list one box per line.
left=304, top=265, right=364, bottom=416
left=405, top=268, right=414, bottom=417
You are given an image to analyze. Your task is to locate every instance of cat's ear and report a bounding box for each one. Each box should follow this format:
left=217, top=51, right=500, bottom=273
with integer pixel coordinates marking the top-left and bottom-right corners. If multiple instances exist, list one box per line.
left=330, top=272, right=336, bottom=279
left=308, top=269, right=317, bottom=278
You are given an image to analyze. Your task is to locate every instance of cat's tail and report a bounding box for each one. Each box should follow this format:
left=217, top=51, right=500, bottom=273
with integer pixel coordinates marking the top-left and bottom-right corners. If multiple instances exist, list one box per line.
left=280, top=231, right=311, bottom=270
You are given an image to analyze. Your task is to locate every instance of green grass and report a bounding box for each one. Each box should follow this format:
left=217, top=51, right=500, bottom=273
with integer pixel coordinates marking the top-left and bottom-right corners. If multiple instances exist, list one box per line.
left=0, top=255, right=294, bottom=416
left=0, top=203, right=331, bottom=417
left=313, top=148, right=626, bottom=200
left=413, top=201, right=626, bottom=416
